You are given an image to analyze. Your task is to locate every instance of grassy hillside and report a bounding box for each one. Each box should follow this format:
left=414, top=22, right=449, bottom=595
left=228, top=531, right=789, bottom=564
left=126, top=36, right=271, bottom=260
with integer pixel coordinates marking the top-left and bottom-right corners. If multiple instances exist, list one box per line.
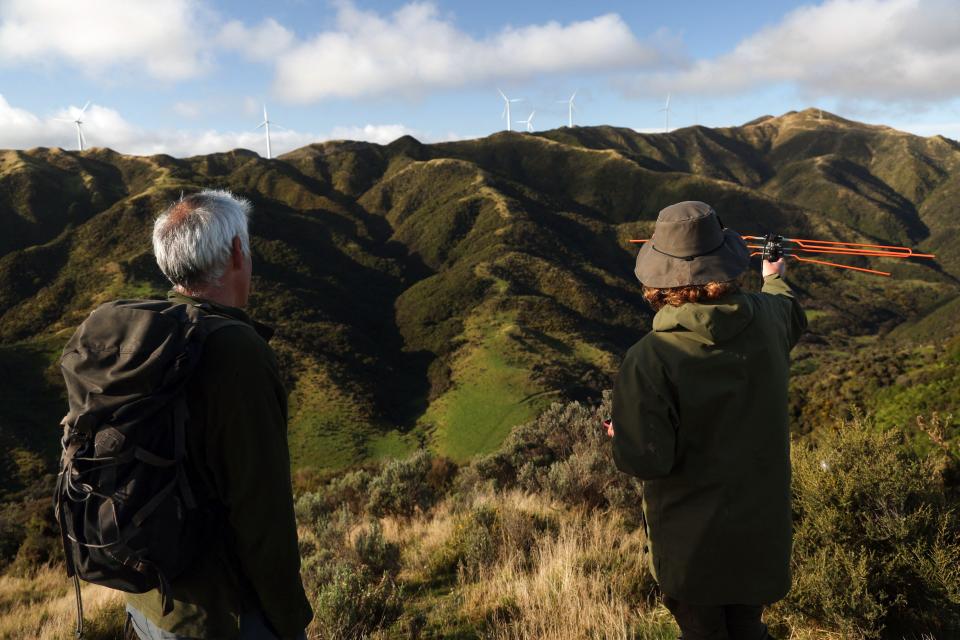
left=0, top=111, right=958, bottom=495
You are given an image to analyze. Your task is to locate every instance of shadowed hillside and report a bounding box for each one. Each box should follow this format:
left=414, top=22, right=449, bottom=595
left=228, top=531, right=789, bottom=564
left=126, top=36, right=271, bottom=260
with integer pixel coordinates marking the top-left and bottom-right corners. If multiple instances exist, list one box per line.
left=0, top=110, right=958, bottom=494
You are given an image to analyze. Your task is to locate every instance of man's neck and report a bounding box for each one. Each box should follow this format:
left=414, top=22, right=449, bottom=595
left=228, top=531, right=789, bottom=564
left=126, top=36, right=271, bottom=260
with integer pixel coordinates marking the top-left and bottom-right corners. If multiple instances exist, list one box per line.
left=175, top=284, right=241, bottom=309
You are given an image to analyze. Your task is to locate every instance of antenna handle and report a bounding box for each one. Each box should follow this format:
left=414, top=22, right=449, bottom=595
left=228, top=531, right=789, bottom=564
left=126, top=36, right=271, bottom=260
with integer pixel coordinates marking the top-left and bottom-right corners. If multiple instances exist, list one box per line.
left=762, top=234, right=784, bottom=262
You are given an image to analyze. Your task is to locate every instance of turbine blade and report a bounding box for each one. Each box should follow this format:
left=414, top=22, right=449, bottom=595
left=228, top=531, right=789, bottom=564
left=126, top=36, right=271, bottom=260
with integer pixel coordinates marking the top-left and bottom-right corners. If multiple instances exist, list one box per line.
left=498, top=88, right=507, bottom=100
left=263, top=104, right=268, bottom=121
left=571, top=90, right=577, bottom=101
left=79, top=100, right=90, bottom=115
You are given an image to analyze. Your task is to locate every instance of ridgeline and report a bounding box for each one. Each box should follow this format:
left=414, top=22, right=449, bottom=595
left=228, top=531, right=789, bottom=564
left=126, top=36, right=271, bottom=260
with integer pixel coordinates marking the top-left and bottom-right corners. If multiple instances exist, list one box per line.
left=1, top=108, right=958, bottom=494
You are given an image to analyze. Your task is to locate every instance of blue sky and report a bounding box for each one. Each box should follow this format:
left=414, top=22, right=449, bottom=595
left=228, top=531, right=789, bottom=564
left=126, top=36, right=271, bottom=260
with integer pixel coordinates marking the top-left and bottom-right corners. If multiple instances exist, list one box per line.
left=1, top=0, right=959, bottom=156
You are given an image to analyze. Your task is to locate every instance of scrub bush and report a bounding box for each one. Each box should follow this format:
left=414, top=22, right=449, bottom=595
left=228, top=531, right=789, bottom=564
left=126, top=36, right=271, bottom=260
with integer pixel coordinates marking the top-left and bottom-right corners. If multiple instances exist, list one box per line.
left=465, top=393, right=644, bottom=522
left=294, top=468, right=373, bottom=525
left=353, top=520, right=401, bottom=575
left=367, top=450, right=452, bottom=518
left=772, top=415, right=960, bottom=639
left=428, top=500, right=558, bottom=581
left=312, top=563, right=403, bottom=640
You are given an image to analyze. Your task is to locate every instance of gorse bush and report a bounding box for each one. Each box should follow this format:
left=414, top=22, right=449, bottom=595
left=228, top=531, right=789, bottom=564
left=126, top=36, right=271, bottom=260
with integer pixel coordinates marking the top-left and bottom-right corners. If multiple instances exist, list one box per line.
left=771, top=414, right=960, bottom=639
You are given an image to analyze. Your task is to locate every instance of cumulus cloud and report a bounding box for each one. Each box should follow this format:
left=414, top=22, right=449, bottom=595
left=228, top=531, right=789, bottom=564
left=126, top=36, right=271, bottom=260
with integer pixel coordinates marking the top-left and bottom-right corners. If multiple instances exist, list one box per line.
left=0, top=95, right=425, bottom=157
left=328, top=124, right=419, bottom=144
left=272, top=1, right=662, bottom=102
left=217, top=17, right=295, bottom=62
left=0, top=0, right=211, bottom=81
left=657, top=0, right=960, bottom=102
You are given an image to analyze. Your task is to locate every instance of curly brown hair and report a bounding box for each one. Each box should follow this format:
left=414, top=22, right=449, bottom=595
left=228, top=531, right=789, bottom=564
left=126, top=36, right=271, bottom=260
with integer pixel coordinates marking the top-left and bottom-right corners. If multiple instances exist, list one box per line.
left=641, top=280, right=740, bottom=312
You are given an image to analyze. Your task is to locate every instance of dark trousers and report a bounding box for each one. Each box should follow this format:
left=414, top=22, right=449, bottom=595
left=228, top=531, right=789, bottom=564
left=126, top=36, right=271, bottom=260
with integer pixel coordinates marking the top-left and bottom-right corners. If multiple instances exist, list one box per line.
left=663, top=595, right=773, bottom=640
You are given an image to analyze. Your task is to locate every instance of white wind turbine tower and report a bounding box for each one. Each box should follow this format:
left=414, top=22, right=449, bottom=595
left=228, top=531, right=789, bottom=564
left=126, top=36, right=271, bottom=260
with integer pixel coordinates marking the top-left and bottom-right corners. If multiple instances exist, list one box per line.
left=56, top=101, right=90, bottom=151
left=256, top=105, right=275, bottom=159
left=660, top=94, right=672, bottom=133
left=498, top=89, right=523, bottom=132
left=517, top=111, right=536, bottom=132
left=558, top=90, right=577, bottom=127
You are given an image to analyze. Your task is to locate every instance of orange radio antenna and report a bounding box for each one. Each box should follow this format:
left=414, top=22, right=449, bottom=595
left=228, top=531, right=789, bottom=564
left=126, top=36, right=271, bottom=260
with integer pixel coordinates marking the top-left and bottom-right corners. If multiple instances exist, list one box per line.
left=629, top=233, right=936, bottom=277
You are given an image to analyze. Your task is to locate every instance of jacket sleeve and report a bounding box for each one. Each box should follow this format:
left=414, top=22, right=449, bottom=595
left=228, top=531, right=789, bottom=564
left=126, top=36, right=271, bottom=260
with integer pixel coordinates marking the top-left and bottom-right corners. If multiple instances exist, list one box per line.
left=202, top=328, right=313, bottom=638
left=611, top=342, right=679, bottom=480
left=761, top=273, right=808, bottom=348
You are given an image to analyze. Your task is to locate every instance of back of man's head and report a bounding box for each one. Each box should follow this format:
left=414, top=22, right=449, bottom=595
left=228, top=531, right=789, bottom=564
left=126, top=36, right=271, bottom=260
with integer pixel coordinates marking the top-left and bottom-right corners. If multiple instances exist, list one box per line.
left=153, top=189, right=251, bottom=290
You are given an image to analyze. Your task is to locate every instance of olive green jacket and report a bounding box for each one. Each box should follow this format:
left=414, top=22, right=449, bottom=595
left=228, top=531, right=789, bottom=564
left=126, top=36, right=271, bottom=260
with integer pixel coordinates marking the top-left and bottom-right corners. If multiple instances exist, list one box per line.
left=612, top=274, right=807, bottom=605
left=126, top=292, right=313, bottom=638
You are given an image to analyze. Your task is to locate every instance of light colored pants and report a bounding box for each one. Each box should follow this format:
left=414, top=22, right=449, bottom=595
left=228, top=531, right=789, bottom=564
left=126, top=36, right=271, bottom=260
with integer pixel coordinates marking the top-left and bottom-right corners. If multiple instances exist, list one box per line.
left=125, top=604, right=306, bottom=640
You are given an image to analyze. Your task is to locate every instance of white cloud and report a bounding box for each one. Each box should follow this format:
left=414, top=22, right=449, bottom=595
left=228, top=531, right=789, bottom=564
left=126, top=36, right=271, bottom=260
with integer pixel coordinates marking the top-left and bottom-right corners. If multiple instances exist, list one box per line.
left=272, top=1, right=662, bottom=102
left=0, top=0, right=211, bottom=81
left=328, top=124, right=418, bottom=144
left=0, top=95, right=430, bottom=157
left=658, top=0, right=960, bottom=102
left=217, top=17, right=294, bottom=62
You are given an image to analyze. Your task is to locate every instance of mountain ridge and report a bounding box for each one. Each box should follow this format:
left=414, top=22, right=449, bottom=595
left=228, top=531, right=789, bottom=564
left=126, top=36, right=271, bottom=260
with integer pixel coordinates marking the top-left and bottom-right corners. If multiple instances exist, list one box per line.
left=1, top=109, right=958, bottom=493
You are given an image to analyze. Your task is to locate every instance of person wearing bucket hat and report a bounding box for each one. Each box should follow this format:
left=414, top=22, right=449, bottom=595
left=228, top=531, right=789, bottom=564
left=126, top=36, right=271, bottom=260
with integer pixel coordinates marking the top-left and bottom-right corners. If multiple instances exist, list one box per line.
left=609, top=201, right=807, bottom=640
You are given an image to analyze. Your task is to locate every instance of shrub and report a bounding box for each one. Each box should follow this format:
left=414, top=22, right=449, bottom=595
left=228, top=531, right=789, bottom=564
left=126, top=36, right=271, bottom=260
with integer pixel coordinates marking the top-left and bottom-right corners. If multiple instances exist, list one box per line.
left=428, top=504, right=499, bottom=580
left=367, top=450, right=450, bottom=518
left=771, top=415, right=960, bottom=639
left=428, top=500, right=558, bottom=581
left=295, top=468, right=374, bottom=526
left=466, top=393, right=644, bottom=524
left=312, top=563, right=403, bottom=640
left=353, top=520, right=401, bottom=575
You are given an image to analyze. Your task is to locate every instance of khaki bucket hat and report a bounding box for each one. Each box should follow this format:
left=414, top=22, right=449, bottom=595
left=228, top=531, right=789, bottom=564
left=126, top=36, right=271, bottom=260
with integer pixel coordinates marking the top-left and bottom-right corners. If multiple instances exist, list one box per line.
left=634, top=201, right=750, bottom=288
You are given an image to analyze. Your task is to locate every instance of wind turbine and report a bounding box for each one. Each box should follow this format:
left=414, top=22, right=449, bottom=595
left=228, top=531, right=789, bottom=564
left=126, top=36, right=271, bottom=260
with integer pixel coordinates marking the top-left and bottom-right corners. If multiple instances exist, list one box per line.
left=660, top=94, right=672, bottom=133
left=498, top=89, right=523, bottom=132
left=56, top=101, right=90, bottom=151
left=557, top=90, right=577, bottom=127
left=256, top=105, right=275, bottom=159
left=517, top=111, right=536, bottom=133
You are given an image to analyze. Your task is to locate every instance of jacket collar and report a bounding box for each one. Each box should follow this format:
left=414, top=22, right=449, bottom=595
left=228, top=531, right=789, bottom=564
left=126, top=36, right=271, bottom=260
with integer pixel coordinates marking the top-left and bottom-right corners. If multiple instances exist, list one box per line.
left=167, top=290, right=275, bottom=342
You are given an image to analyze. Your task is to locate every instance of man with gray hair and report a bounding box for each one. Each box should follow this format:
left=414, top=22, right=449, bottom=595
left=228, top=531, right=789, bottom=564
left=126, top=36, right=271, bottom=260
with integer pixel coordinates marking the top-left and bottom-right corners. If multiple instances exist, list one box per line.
left=124, top=189, right=313, bottom=639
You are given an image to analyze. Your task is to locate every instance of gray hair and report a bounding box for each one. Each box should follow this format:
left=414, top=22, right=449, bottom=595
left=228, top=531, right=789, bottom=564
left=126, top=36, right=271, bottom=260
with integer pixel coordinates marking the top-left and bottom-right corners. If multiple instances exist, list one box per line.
left=152, top=189, right=251, bottom=288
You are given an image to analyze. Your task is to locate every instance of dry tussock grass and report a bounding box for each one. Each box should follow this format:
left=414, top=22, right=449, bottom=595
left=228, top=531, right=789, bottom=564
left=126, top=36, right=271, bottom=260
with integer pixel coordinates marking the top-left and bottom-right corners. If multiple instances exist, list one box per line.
left=0, top=565, right=124, bottom=639
left=451, top=492, right=675, bottom=640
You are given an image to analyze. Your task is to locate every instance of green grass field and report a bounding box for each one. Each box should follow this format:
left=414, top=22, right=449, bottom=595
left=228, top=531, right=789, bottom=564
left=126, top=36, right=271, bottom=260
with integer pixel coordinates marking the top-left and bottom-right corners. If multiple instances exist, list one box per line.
left=426, top=311, right=548, bottom=462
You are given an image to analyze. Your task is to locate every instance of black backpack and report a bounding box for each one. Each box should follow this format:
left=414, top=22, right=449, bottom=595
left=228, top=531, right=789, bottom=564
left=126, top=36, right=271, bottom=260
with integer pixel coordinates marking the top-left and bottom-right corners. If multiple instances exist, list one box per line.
left=54, top=299, right=244, bottom=637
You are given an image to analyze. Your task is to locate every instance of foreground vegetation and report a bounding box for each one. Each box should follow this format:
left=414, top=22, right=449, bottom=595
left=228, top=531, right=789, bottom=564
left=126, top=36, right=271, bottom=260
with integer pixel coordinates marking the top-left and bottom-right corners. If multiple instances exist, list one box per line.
left=3, top=394, right=957, bottom=639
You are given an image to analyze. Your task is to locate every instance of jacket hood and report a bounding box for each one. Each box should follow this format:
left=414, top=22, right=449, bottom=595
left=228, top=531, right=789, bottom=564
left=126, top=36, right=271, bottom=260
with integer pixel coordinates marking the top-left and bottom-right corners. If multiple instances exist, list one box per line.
left=652, top=293, right=755, bottom=345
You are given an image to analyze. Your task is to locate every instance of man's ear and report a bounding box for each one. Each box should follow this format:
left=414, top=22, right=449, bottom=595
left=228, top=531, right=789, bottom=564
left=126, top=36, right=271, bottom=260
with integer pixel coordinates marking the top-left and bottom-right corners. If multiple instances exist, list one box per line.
left=231, top=236, right=244, bottom=270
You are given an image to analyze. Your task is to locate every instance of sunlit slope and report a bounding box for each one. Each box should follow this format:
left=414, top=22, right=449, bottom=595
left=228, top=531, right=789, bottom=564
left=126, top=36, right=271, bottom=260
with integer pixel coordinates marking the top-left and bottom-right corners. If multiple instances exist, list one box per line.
left=1, top=111, right=958, bottom=488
